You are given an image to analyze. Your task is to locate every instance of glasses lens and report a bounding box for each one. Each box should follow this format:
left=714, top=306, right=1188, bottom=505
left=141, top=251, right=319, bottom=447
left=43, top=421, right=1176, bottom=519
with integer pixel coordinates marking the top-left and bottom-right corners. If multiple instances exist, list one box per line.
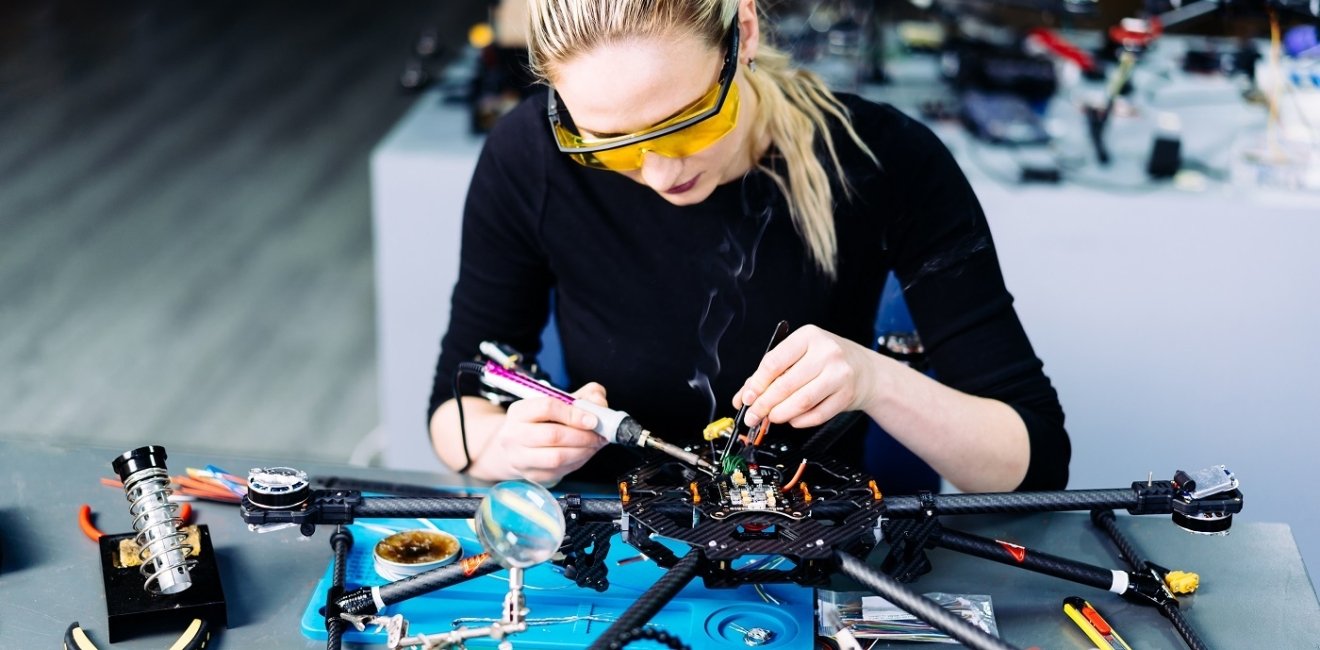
left=561, top=81, right=740, bottom=171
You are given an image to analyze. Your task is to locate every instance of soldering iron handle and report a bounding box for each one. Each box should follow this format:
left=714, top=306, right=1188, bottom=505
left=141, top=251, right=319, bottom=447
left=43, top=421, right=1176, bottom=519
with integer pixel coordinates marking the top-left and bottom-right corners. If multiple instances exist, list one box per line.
left=571, top=399, right=630, bottom=444
left=480, top=361, right=635, bottom=445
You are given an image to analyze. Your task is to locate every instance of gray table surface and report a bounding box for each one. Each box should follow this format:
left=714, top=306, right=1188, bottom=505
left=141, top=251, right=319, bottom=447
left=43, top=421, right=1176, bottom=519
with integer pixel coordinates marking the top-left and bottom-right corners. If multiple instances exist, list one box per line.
left=2, top=439, right=1317, bottom=649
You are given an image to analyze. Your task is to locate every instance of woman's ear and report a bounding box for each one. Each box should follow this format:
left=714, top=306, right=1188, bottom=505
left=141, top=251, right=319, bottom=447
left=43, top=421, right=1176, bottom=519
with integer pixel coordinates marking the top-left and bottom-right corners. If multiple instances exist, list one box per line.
left=736, top=0, right=760, bottom=65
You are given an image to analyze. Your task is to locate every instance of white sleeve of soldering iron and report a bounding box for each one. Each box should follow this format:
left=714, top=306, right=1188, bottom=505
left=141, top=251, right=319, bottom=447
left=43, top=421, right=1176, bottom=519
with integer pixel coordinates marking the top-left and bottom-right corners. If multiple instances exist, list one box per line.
left=572, top=400, right=627, bottom=444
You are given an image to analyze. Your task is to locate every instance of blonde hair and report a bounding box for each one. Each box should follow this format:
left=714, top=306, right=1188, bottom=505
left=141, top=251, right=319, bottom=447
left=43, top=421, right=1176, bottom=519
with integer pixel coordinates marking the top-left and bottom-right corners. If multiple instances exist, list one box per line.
left=527, top=0, right=875, bottom=278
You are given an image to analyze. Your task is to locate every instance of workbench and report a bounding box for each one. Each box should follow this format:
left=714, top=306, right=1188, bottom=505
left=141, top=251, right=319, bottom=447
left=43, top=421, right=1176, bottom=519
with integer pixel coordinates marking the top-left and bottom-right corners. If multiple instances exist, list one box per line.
left=1, top=438, right=1317, bottom=648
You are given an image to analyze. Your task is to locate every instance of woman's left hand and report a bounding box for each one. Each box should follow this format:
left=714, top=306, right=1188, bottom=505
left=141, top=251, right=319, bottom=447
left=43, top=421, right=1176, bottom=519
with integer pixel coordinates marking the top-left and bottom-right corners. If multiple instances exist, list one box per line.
left=732, top=324, right=883, bottom=429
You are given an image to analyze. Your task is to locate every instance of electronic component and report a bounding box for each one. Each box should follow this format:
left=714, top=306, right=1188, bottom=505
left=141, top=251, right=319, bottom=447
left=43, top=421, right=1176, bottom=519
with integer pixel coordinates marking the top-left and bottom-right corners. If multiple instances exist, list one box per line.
left=1174, top=465, right=1238, bottom=500
left=717, top=465, right=786, bottom=515
left=247, top=467, right=311, bottom=510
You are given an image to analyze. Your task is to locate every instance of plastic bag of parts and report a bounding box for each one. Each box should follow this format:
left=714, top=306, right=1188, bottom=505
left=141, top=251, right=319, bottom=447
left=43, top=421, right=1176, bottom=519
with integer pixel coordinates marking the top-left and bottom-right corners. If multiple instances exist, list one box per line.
left=817, top=590, right=999, bottom=643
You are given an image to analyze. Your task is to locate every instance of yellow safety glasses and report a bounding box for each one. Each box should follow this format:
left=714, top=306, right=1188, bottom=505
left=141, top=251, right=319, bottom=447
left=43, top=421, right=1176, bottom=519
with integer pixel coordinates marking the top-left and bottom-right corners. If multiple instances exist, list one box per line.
left=547, top=18, right=740, bottom=171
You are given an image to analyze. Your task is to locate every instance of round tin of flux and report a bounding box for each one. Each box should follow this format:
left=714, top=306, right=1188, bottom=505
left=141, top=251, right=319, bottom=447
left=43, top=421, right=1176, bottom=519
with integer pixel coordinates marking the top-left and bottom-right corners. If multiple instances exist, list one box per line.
left=373, top=529, right=461, bottom=581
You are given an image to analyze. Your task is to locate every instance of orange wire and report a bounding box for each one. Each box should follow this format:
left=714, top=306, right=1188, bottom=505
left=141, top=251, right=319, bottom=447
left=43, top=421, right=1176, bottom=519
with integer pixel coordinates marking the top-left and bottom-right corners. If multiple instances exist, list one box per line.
left=780, top=458, right=807, bottom=493
left=752, top=419, right=770, bottom=446
left=173, top=475, right=238, bottom=498
left=79, top=502, right=194, bottom=545
left=78, top=504, right=103, bottom=541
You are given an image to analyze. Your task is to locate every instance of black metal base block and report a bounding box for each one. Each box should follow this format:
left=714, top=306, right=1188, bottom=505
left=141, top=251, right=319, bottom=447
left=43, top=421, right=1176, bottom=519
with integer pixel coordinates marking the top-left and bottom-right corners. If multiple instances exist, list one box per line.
left=99, top=524, right=227, bottom=643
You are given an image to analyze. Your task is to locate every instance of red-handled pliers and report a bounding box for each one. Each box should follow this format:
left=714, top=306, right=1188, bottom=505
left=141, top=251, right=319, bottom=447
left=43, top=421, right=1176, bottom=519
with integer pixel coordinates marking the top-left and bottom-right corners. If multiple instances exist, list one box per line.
left=78, top=503, right=192, bottom=542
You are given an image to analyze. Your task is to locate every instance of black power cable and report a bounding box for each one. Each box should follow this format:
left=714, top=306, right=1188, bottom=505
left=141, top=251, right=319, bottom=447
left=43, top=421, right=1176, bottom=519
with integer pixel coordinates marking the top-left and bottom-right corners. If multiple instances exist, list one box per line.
left=452, top=361, right=487, bottom=473
left=588, top=551, right=702, bottom=650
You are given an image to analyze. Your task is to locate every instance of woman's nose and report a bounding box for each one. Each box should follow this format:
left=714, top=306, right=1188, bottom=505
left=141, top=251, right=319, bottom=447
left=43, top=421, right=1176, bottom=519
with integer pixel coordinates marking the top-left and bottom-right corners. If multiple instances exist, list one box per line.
left=638, top=150, right=683, bottom=192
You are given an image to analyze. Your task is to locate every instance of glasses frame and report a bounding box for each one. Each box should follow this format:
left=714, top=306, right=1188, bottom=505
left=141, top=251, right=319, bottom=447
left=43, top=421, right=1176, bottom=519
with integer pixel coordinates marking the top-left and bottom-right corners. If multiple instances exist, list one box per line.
left=546, top=16, right=740, bottom=156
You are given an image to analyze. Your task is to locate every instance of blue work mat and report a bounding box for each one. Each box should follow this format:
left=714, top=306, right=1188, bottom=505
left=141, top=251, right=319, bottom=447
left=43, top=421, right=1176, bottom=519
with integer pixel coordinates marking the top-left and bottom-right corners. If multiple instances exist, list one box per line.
left=300, top=516, right=815, bottom=648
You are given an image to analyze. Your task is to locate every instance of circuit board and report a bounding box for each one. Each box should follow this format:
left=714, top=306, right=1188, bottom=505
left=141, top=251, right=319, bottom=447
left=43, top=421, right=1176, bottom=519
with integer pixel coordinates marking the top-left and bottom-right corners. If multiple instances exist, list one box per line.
left=619, top=451, right=888, bottom=588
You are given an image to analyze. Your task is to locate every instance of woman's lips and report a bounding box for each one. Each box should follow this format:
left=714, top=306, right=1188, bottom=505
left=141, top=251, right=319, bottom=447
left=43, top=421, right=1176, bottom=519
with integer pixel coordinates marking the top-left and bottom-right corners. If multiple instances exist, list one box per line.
left=665, top=173, right=701, bottom=194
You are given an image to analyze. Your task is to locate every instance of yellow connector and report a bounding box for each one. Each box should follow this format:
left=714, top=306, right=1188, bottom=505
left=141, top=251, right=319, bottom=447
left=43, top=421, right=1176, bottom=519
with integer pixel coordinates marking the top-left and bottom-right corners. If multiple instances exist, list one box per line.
left=703, top=417, right=735, bottom=441
left=1164, top=570, right=1200, bottom=594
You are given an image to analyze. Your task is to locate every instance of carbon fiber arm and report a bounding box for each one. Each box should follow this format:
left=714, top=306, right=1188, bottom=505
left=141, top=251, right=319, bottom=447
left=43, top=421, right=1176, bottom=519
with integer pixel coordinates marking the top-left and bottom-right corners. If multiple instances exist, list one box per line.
left=835, top=551, right=1021, bottom=650
left=587, top=551, right=702, bottom=650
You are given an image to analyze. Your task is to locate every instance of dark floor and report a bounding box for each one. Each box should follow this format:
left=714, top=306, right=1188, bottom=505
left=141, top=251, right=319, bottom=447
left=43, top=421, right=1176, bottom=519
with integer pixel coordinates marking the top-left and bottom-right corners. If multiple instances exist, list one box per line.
left=0, top=1, right=483, bottom=462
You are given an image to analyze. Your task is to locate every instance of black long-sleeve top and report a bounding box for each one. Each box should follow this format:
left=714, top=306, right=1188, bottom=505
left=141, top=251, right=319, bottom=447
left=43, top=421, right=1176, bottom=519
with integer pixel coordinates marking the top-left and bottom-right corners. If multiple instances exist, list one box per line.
left=429, top=91, right=1070, bottom=490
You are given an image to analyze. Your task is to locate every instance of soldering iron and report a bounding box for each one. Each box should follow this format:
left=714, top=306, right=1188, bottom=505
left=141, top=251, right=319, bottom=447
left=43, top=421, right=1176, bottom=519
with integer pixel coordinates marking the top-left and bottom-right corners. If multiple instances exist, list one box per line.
left=472, top=356, right=718, bottom=474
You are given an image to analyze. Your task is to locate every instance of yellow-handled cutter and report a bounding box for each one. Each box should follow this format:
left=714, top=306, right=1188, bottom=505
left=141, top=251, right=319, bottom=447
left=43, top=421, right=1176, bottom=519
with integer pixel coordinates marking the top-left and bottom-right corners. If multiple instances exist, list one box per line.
left=1063, top=596, right=1132, bottom=650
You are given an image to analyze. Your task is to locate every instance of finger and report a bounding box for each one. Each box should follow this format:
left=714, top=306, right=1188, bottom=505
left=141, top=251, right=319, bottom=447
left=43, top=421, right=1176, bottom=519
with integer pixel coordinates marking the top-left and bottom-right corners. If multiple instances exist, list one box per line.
left=508, top=396, right=599, bottom=430
left=521, top=423, right=608, bottom=450
left=514, top=444, right=599, bottom=474
left=733, top=329, right=811, bottom=409
left=765, top=375, right=835, bottom=426
left=786, top=391, right=852, bottom=429
left=745, top=358, right=825, bottom=427
left=572, top=382, right=609, bottom=407
left=767, top=361, right=856, bottom=425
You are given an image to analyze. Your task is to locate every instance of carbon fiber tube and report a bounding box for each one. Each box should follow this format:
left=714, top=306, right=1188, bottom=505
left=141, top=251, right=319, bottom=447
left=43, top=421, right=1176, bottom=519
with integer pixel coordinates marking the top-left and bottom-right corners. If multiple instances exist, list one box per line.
left=602, top=627, right=690, bottom=650
left=587, top=551, right=702, bottom=650
left=377, top=553, right=502, bottom=606
left=325, top=526, right=353, bottom=650
left=355, top=496, right=484, bottom=518
left=1090, top=510, right=1147, bottom=568
left=932, top=528, right=1119, bottom=591
left=1091, top=510, right=1208, bottom=650
left=335, top=554, right=504, bottom=615
left=884, top=489, right=1140, bottom=516
left=835, top=551, right=1021, bottom=650
left=578, top=498, right=623, bottom=520
left=1161, top=600, right=1209, bottom=650
left=353, top=496, right=621, bottom=521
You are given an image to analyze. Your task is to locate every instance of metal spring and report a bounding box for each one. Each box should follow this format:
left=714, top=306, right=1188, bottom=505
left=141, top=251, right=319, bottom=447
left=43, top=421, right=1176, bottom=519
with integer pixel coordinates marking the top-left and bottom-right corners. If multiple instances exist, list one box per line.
left=123, top=466, right=194, bottom=594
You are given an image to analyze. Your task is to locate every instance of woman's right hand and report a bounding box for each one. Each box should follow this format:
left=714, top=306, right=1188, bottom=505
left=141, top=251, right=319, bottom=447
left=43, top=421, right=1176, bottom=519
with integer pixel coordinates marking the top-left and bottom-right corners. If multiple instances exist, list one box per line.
left=487, top=382, right=610, bottom=485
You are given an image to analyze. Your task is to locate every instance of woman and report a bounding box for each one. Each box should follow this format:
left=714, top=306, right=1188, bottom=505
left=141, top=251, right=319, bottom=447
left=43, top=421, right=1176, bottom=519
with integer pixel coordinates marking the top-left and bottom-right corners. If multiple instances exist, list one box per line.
left=428, top=0, right=1069, bottom=492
